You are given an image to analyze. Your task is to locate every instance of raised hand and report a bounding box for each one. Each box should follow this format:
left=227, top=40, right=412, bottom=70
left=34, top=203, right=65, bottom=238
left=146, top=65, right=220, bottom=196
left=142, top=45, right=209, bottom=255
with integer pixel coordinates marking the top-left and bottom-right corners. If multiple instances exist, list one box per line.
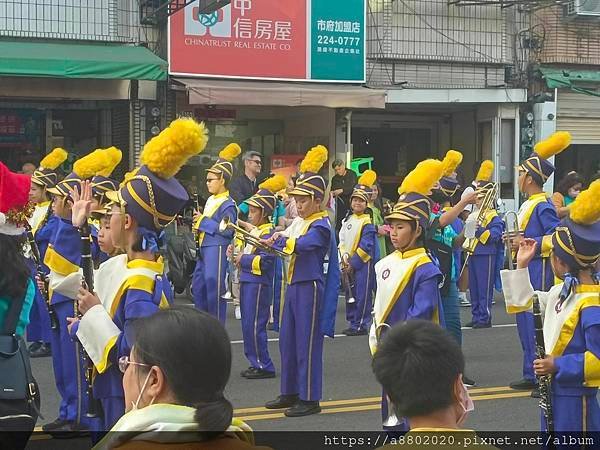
left=70, top=180, right=93, bottom=227
left=77, top=286, right=101, bottom=316
left=516, top=238, right=537, bottom=269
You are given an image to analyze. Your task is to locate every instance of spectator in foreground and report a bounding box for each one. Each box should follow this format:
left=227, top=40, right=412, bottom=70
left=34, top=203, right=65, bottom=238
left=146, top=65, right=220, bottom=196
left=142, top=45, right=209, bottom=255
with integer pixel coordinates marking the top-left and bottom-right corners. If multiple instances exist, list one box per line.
left=372, top=320, right=496, bottom=448
left=551, top=171, right=583, bottom=219
left=95, top=307, right=271, bottom=450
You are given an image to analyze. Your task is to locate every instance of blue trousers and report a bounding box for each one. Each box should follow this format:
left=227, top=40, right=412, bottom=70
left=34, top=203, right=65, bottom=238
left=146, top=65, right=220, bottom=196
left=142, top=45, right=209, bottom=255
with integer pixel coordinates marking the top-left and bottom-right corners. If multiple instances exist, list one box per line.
left=280, top=280, right=324, bottom=402
left=26, top=261, right=51, bottom=344
left=192, top=245, right=228, bottom=324
left=346, top=264, right=373, bottom=332
left=542, top=393, right=600, bottom=435
left=272, top=258, right=284, bottom=332
left=441, top=281, right=462, bottom=346
left=516, top=260, right=551, bottom=383
left=50, top=301, right=89, bottom=424
left=240, top=282, right=275, bottom=373
left=468, top=254, right=495, bottom=326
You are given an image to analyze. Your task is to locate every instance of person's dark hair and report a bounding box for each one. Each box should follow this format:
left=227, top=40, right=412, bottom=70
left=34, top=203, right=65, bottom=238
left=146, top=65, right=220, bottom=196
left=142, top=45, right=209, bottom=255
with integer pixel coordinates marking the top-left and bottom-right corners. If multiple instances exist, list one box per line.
left=242, top=151, right=262, bottom=162
left=133, top=307, right=233, bottom=434
left=556, top=171, right=583, bottom=197
left=372, top=320, right=464, bottom=418
left=0, top=234, right=30, bottom=303
left=332, top=159, right=345, bottom=169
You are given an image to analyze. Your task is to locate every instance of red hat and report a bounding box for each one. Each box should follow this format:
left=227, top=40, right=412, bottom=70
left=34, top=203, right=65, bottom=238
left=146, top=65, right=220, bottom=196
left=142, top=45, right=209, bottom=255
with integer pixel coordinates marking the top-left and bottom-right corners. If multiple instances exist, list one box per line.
left=0, top=162, right=33, bottom=235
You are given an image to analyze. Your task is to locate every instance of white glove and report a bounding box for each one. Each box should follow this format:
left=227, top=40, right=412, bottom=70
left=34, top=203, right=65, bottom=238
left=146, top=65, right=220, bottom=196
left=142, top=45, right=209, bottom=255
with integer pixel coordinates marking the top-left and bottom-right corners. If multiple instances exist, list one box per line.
left=464, top=216, right=477, bottom=239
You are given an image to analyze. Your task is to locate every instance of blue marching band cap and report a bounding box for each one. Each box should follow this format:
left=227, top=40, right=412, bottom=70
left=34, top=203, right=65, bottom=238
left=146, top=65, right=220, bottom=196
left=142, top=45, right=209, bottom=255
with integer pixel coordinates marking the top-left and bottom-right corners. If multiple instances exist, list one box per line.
left=438, top=150, right=463, bottom=198
left=288, top=145, right=329, bottom=200
left=520, top=131, right=571, bottom=186
left=32, top=147, right=68, bottom=190
left=207, top=143, right=241, bottom=183
left=246, top=175, right=287, bottom=217
left=351, top=169, right=377, bottom=203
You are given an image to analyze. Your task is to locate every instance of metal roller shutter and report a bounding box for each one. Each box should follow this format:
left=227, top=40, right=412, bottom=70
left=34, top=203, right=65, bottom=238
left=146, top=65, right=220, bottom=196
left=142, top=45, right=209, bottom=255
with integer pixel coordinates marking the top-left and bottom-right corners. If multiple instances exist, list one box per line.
left=557, top=90, right=600, bottom=144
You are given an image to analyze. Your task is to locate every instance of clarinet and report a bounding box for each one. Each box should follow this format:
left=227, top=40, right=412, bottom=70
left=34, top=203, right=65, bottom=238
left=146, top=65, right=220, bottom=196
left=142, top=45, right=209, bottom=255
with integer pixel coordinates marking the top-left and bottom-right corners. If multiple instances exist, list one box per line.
left=78, top=223, right=101, bottom=419
left=532, top=294, right=554, bottom=434
left=25, top=225, right=59, bottom=330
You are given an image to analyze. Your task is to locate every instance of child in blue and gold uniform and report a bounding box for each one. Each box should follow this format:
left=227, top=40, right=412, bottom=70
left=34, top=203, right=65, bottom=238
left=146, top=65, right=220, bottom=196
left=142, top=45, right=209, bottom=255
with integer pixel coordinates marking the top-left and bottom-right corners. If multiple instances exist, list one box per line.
left=508, top=132, right=566, bottom=392
left=238, top=175, right=287, bottom=380
left=370, top=159, right=445, bottom=431
left=339, top=169, right=378, bottom=336
left=193, top=143, right=240, bottom=324
left=43, top=148, right=117, bottom=434
left=502, top=179, right=600, bottom=434
left=68, top=118, right=206, bottom=433
left=463, top=161, right=504, bottom=329
left=264, top=145, right=340, bottom=418
left=26, top=147, right=68, bottom=357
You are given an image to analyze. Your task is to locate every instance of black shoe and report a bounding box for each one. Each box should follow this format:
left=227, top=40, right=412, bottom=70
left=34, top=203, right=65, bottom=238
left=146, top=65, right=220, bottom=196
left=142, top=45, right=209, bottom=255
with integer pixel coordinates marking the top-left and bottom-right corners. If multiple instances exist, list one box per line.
left=48, top=421, right=90, bottom=439
left=509, top=378, right=538, bottom=390
left=355, top=329, right=368, bottom=336
left=464, top=321, right=474, bottom=328
left=530, top=387, right=541, bottom=398
left=30, top=343, right=52, bottom=358
left=265, top=394, right=299, bottom=409
left=285, top=400, right=321, bottom=417
left=342, top=327, right=356, bottom=336
left=473, top=323, right=492, bottom=329
left=41, top=418, right=67, bottom=432
left=28, top=341, right=42, bottom=353
left=463, top=376, right=476, bottom=387
left=245, top=368, right=276, bottom=380
left=241, top=367, right=256, bottom=378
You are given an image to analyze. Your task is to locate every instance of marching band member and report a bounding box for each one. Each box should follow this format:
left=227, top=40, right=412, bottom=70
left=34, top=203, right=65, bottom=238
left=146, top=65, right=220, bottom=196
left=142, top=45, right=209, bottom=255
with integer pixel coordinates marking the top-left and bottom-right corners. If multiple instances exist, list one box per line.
left=369, top=159, right=445, bottom=431
left=509, top=132, right=566, bottom=392
left=193, top=143, right=240, bottom=324
left=339, top=169, right=378, bottom=336
left=65, top=118, right=206, bottom=433
left=238, top=175, right=287, bottom=380
left=263, top=145, right=340, bottom=418
left=464, top=161, right=504, bottom=329
left=26, top=147, right=68, bottom=357
left=43, top=148, right=115, bottom=434
left=501, top=179, right=600, bottom=433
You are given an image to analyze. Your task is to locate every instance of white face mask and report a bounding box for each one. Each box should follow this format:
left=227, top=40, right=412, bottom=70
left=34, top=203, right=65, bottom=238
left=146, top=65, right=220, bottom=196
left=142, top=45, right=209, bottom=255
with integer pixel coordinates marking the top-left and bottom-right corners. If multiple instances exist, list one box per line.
left=457, top=383, right=474, bottom=427
left=130, top=369, right=156, bottom=412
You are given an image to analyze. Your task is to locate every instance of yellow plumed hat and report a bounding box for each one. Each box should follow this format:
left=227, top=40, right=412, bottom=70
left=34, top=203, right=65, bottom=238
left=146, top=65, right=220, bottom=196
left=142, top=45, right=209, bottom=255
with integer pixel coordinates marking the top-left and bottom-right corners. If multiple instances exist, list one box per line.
left=288, top=145, right=329, bottom=199
left=522, top=131, right=571, bottom=186
left=39, top=147, right=68, bottom=170
left=570, top=180, right=600, bottom=226
left=259, top=174, right=287, bottom=194
left=399, top=159, right=444, bottom=196
left=207, top=143, right=242, bottom=182
left=141, top=118, right=208, bottom=179
left=352, top=169, right=377, bottom=203
left=73, top=149, right=112, bottom=180
left=475, top=160, right=494, bottom=182
left=358, top=169, right=377, bottom=188
left=248, top=174, right=288, bottom=215
left=32, top=147, right=69, bottom=188
left=534, top=131, right=571, bottom=160
left=442, top=150, right=463, bottom=177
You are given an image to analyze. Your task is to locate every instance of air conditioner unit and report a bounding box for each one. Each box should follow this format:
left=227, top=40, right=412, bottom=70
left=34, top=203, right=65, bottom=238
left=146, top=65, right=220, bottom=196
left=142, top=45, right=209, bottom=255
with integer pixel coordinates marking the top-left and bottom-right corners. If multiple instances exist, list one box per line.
left=566, top=0, right=600, bottom=17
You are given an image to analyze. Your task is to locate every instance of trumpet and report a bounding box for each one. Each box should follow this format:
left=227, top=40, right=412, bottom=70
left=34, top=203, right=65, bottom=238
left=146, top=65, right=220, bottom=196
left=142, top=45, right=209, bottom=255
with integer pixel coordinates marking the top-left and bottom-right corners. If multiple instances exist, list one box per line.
left=339, top=251, right=356, bottom=304
left=222, top=242, right=241, bottom=301
left=219, top=217, right=288, bottom=258
left=459, top=183, right=499, bottom=278
left=502, top=211, right=521, bottom=270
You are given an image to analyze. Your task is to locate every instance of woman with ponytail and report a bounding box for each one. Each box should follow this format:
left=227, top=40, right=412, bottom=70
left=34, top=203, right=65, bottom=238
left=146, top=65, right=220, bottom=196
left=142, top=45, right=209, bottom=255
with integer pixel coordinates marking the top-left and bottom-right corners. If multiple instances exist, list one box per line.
left=96, top=306, right=271, bottom=450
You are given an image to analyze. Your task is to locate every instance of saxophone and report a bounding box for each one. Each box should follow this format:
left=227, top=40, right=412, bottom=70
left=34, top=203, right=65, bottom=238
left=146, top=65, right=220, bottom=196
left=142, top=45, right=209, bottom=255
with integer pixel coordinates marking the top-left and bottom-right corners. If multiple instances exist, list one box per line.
left=532, top=294, right=554, bottom=433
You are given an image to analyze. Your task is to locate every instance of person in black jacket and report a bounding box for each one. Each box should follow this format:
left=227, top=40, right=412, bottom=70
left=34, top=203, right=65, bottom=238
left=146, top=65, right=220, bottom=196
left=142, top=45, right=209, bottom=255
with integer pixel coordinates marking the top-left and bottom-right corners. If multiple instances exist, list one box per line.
left=330, top=159, right=357, bottom=232
left=229, top=151, right=264, bottom=206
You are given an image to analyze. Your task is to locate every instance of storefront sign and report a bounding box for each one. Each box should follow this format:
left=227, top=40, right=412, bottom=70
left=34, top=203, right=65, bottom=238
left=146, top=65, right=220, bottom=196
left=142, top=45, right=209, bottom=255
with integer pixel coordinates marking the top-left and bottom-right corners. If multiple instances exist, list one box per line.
left=169, top=0, right=365, bottom=82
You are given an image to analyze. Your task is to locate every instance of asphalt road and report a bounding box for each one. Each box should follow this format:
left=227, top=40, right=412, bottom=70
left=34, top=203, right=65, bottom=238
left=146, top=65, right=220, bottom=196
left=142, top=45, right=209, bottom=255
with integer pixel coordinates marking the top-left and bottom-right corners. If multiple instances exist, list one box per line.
left=26, top=292, right=542, bottom=449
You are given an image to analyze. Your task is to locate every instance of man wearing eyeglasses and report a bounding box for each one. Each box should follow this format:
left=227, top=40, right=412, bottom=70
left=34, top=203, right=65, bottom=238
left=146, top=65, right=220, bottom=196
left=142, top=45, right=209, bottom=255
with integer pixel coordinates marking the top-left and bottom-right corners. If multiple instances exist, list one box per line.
left=229, top=151, right=265, bottom=207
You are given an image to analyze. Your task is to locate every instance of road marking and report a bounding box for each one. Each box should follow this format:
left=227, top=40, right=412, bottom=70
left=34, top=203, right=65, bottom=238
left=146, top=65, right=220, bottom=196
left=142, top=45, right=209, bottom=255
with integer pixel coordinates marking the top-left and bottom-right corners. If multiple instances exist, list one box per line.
left=236, top=391, right=533, bottom=422
left=234, top=386, right=516, bottom=415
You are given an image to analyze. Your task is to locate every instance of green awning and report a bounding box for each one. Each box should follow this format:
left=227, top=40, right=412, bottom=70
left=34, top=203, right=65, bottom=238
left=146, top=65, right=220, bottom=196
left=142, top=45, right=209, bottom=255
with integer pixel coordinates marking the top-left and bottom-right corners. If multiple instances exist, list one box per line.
left=539, top=67, right=600, bottom=97
left=0, top=41, right=167, bottom=81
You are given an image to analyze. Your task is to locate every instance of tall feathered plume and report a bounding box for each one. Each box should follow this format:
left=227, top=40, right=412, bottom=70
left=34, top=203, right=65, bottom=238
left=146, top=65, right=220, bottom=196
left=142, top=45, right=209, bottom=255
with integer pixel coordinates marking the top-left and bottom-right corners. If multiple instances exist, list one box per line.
left=219, top=143, right=241, bottom=161
left=259, top=174, right=287, bottom=194
left=358, top=169, right=377, bottom=187
left=398, top=159, right=444, bottom=195
left=141, top=118, right=209, bottom=179
left=570, top=180, right=600, bottom=226
left=476, top=160, right=494, bottom=182
left=39, top=147, right=68, bottom=170
left=96, top=146, right=122, bottom=177
left=534, top=131, right=571, bottom=160
left=73, top=149, right=112, bottom=179
left=442, top=150, right=463, bottom=177
left=300, top=145, right=328, bottom=173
